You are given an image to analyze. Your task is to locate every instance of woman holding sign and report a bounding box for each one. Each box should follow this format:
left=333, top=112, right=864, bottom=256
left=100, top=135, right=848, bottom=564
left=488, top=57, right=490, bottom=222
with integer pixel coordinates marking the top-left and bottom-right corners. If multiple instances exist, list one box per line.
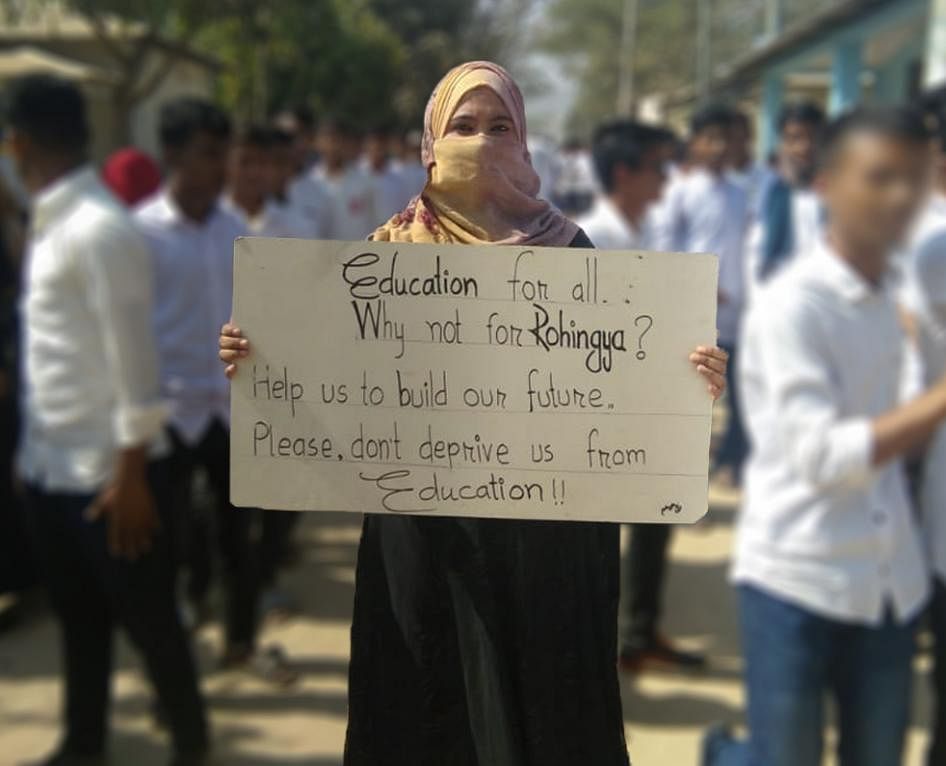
left=220, top=61, right=727, bottom=765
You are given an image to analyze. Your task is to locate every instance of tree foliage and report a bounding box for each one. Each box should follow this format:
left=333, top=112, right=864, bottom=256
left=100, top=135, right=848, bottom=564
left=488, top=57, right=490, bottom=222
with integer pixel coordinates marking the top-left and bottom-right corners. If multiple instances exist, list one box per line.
left=54, top=0, right=535, bottom=130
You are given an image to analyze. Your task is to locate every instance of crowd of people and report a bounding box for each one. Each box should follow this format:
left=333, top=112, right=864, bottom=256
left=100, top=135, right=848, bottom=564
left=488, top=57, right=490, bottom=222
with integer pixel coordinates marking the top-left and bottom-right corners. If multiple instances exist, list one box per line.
left=2, top=54, right=946, bottom=766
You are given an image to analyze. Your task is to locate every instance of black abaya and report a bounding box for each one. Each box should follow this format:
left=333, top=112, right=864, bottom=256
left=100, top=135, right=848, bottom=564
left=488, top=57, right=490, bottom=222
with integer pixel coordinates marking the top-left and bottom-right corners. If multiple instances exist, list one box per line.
left=344, top=231, right=630, bottom=766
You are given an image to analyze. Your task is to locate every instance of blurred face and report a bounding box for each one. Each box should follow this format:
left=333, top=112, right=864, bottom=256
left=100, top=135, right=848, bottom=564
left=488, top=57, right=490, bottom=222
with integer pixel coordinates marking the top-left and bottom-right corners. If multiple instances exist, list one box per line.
left=6, top=129, right=37, bottom=190
left=819, top=131, right=929, bottom=253
left=690, top=124, right=730, bottom=173
left=365, top=134, right=388, bottom=170
left=318, top=127, right=347, bottom=170
left=229, top=142, right=269, bottom=206
left=167, top=131, right=229, bottom=212
left=268, top=142, right=295, bottom=198
left=612, top=146, right=667, bottom=222
left=445, top=87, right=517, bottom=143
left=729, top=120, right=751, bottom=166
left=780, top=119, right=820, bottom=186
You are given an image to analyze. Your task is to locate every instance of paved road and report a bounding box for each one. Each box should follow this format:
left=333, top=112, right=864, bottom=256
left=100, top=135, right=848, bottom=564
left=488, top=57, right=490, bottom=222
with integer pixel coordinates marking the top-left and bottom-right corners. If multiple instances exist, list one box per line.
left=0, top=490, right=933, bottom=765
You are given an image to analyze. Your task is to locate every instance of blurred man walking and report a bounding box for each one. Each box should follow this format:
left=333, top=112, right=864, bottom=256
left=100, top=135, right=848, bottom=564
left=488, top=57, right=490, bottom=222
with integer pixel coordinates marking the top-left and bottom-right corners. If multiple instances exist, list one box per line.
left=11, top=75, right=208, bottom=766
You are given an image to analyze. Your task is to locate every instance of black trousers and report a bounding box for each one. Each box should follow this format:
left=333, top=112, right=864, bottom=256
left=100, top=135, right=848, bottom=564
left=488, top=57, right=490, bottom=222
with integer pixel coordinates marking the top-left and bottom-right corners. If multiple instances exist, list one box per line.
left=618, top=523, right=672, bottom=653
left=25, top=462, right=208, bottom=757
left=258, top=510, right=299, bottom=589
left=168, top=419, right=259, bottom=650
left=930, top=577, right=946, bottom=766
left=0, top=391, right=34, bottom=593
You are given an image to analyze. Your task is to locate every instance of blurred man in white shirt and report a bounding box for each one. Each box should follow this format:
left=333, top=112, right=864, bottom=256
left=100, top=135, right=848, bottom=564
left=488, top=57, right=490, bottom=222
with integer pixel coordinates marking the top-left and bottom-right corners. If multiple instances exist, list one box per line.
left=580, top=118, right=708, bottom=674
left=704, top=107, right=943, bottom=766
left=553, top=138, right=597, bottom=217
left=223, top=124, right=309, bottom=238
left=745, top=102, right=826, bottom=303
left=275, top=108, right=330, bottom=239
left=11, top=75, right=207, bottom=766
left=578, top=120, right=670, bottom=250
left=314, top=117, right=378, bottom=240
left=904, top=101, right=946, bottom=766
left=727, top=110, right=773, bottom=216
left=362, top=125, right=412, bottom=222
left=391, top=128, right=427, bottom=203
left=652, top=104, right=750, bottom=484
left=136, top=99, right=295, bottom=687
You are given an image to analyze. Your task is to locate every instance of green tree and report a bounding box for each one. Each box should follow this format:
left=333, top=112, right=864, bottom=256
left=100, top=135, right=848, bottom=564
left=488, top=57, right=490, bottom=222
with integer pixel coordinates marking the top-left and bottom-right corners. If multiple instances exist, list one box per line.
left=53, top=0, right=217, bottom=139
left=198, top=0, right=405, bottom=125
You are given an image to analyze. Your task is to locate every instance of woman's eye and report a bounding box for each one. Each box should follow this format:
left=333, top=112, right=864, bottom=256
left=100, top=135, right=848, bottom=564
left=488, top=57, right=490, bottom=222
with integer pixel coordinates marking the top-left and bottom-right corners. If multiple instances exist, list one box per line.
left=491, top=124, right=510, bottom=134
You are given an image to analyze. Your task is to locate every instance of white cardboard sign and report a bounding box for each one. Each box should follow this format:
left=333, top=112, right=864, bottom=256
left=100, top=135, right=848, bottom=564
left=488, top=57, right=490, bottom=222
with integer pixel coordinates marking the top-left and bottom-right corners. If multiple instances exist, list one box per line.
left=230, top=238, right=718, bottom=523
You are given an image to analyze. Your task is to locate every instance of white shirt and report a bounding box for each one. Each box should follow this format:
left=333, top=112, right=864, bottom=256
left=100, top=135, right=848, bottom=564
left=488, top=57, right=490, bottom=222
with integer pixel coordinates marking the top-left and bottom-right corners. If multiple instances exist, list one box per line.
left=135, top=191, right=246, bottom=445
left=222, top=196, right=310, bottom=239
left=363, top=161, right=411, bottom=223
left=651, top=168, right=749, bottom=345
left=727, top=161, right=773, bottom=217
left=390, top=159, right=427, bottom=204
left=906, top=194, right=946, bottom=581
left=287, top=173, right=330, bottom=239
left=313, top=164, right=379, bottom=241
left=19, top=166, right=166, bottom=492
left=733, top=242, right=929, bottom=625
left=576, top=196, right=646, bottom=250
left=744, top=186, right=824, bottom=306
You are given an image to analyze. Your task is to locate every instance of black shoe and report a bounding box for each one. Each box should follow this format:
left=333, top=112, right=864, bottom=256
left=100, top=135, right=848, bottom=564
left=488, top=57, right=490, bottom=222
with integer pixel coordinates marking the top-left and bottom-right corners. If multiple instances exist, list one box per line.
left=619, top=635, right=707, bottom=674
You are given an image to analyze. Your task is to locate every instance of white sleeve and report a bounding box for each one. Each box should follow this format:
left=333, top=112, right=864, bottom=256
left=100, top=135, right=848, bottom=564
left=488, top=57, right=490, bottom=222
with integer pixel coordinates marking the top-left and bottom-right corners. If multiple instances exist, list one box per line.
left=77, top=213, right=166, bottom=447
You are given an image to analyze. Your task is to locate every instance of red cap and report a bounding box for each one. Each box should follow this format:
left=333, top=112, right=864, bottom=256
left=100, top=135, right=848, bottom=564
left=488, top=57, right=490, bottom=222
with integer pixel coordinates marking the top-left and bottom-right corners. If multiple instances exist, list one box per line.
left=102, top=148, right=162, bottom=207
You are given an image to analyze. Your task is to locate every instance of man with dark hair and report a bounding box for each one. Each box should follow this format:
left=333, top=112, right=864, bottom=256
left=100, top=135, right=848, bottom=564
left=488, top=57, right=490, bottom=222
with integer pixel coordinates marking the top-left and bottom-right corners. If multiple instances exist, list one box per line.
left=9, top=75, right=207, bottom=765
left=727, top=109, right=771, bottom=213
left=136, top=98, right=295, bottom=686
left=579, top=119, right=706, bottom=673
left=704, top=107, right=940, bottom=766
left=222, top=124, right=309, bottom=238
left=391, top=128, right=427, bottom=201
left=653, top=103, right=750, bottom=486
left=313, top=115, right=378, bottom=240
left=578, top=119, right=669, bottom=249
left=746, top=101, right=827, bottom=293
left=274, top=107, right=330, bottom=238
left=904, top=96, right=946, bottom=766
left=362, top=123, right=412, bottom=221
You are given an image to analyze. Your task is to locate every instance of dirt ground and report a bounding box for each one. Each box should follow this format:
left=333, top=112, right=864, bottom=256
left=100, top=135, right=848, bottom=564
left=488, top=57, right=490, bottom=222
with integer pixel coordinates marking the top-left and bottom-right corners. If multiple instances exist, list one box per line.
left=0, top=485, right=934, bottom=765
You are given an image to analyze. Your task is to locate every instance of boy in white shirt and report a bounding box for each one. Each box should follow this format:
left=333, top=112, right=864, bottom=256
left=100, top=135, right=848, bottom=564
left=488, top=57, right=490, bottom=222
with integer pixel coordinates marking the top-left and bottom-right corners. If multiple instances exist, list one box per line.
left=727, top=110, right=772, bottom=216
left=704, top=107, right=946, bottom=766
left=137, top=99, right=295, bottom=686
left=577, top=119, right=669, bottom=250
left=363, top=125, right=412, bottom=222
left=744, top=102, right=826, bottom=303
left=653, top=104, right=750, bottom=484
left=223, top=124, right=310, bottom=238
left=580, top=118, right=708, bottom=673
left=904, top=102, right=946, bottom=766
left=11, top=75, right=207, bottom=766
left=313, top=117, right=379, bottom=240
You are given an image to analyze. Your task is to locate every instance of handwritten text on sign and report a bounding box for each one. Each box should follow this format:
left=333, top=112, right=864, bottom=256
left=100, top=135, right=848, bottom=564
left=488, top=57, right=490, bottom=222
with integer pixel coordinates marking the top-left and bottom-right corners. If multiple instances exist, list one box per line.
left=230, top=239, right=718, bottom=523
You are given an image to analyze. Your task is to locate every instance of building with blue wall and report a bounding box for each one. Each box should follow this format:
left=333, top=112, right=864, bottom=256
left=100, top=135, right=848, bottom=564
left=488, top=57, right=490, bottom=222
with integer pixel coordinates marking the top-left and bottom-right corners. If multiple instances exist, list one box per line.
left=699, top=0, right=932, bottom=156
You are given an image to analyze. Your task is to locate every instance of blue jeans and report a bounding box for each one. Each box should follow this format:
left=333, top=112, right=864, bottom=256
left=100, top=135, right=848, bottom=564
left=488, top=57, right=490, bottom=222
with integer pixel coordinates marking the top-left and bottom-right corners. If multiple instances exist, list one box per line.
left=706, top=585, right=917, bottom=766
